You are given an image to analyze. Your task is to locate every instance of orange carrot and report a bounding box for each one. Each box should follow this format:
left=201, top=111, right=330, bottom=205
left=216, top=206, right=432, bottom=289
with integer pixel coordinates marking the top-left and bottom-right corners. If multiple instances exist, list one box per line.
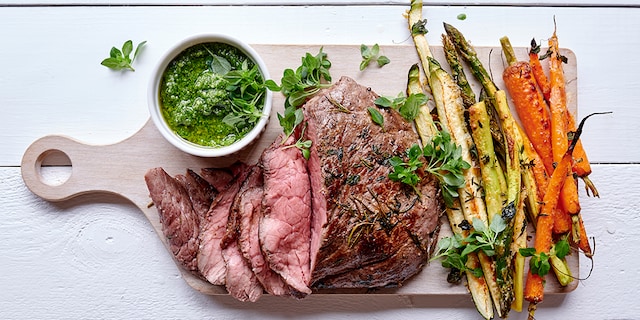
left=549, top=28, right=581, bottom=216
left=565, top=107, right=600, bottom=197
left=500, top=36, right=571, bottom=234
left=524, top=136, right=572, bottom=305
left=572, top=214, right=593, bottom=257
left=520, top=122, right=571, bottom=234
left=525, top=112, right=607, bottom=320
left=501, top=37, right=554, bottom=175
left=524, top=111, right=604, bottom=314
left=529, top=38, right=551, bottom=102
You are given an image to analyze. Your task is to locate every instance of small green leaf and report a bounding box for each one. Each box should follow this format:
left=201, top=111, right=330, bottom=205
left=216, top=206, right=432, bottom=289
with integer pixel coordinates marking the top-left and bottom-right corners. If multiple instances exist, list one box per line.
left=101, top=57, right=126, bottom=70
left=360, top=44, right=372, bottom=58
left=519, top=247, right=536, bottom=257
left=102, top=40, right=146, bottom=72
left=490, top=215, right=507, bottom=234
left=370, top=44, right=380, bottom=57
left=359, top=59, right=370, bottom=71
left=133, top=41, right=147, bottom=60
left=110, top=47, right=122, bottom=59
left=538, top=253, right=551, bottom=275
left=264, top=79, right=281, bottom=91
left=470, top=268, right=483, bottom=278
left=457, top=13, right=467, bottom=20
left=411, top=19, right=428, bottom=35
left=461, top=244, right=478, bottom=257
left=472, top=218, right=486, bottom=233
left=210, top=54, right=232, bottom=75
left=360, top=44, right=388, bottom=71
left=399, top=93, right=427, bottom=121
left=301, top=148, right=310, bottom=160
left=554, top=239, right=570, bottom=259
left=122, top=40, right=133, bottom=58
left=368, top=107, right=384, bottom=128
left=374, top=96, right=394, bottom=108
left=377, top=55, right=391, bottom=67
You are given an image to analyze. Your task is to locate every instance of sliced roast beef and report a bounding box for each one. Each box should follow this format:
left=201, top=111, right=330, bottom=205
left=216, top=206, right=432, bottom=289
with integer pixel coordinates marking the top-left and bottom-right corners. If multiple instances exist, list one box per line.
left=232, top=166, right=292, bottom=296
left=221, top=239, right=264, bottom=302
left=197, top=163, right=251, bottom=286
left=259, top=133, right=313, bottom=296
left=144, top=167, right=200, bottom=274
left=220, top=165, right=265, bottom=302
left=175, top=169, right=218, bottom=219
left=303, top=76, right=442, bottom=288
left=200, top=162, right=249, bottom=191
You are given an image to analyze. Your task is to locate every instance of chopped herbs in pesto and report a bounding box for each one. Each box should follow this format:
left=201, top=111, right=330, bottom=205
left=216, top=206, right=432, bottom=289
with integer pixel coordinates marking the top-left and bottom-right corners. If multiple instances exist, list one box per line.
left=159, top=42, right=267, bottom=147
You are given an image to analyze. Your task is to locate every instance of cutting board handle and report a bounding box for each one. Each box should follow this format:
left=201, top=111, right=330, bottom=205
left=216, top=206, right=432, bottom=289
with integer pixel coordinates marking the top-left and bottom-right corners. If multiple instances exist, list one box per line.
left=21, top=134, right=124, bottom=202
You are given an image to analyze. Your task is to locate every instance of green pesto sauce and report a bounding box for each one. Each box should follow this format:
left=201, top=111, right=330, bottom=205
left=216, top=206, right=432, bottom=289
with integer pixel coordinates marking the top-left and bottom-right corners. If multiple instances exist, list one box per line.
left=159, top=42, right=262, bottom=147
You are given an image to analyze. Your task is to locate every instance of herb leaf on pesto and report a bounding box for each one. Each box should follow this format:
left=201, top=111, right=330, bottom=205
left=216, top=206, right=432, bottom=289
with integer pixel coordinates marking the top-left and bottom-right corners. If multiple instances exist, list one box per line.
left=209, top=54, right=232, bottom=75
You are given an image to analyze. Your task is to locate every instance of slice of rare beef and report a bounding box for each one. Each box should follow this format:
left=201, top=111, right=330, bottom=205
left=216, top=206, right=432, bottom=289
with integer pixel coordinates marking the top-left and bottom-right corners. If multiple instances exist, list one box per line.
left=145, top=167, right=200, bottom=274
left=197, top=163, right=251, bottom=286
left=304, top=76, right=442, bottom=288
left=260, top=133, right=313, bottom=296
left=200, top=162, right=249, bottom=191
left=233, top=165, right=292, bottom=296
left=175, top=169, right=218, bottom=219
left=220, top=166, right=265, bottom=302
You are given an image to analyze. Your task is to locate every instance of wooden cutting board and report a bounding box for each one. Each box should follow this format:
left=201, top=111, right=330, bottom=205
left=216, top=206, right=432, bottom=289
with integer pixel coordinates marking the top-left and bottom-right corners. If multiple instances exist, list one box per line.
left=20, top=44, right=578, bottom=296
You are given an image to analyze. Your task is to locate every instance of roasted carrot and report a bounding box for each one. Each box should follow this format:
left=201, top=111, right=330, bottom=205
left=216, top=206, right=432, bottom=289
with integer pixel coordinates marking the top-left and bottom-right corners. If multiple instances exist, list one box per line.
left=548, top=28, right=581, bottom=216
left=525, top=111, right=608, bottom=317
left=529, top=38, right=551, bottom=102
left=524, top=141, right=571, bottom=306
left=565, top=105, right=600, bottom=197
left=519, top=124, right=572, bottom=234
left=501, top=36, right=554, bottom=175
left=572, top=213, right=593, bottom=257
left=500, top=36, right=572, bottom=234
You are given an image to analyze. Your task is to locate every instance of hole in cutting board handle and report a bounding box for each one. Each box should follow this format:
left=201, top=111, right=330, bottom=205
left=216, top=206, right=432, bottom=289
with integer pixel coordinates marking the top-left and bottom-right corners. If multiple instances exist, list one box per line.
left=36, top=149, right=72, bottom=186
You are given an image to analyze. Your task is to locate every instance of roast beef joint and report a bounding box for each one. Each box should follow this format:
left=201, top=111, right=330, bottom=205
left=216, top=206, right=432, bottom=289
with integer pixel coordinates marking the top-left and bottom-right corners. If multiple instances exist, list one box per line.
left=144, top=77, right=443, bottom=302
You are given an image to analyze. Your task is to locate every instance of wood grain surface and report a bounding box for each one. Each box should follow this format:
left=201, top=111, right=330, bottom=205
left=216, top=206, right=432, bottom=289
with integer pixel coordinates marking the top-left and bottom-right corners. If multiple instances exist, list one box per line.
left=20, top=44, right=578, bottom=296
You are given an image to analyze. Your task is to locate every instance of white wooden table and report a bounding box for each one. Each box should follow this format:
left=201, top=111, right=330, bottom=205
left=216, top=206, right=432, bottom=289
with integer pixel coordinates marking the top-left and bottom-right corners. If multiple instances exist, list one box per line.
left=2, top=1, right=639, bottom=319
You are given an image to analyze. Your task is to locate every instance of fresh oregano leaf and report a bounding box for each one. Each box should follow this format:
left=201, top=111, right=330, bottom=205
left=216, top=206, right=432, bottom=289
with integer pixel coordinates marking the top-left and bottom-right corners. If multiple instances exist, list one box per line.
left=368, top=107, right=384, bottom=129
left=210, top=54, right=232, bottom=75
left=101, top=40, right=146, bottom=71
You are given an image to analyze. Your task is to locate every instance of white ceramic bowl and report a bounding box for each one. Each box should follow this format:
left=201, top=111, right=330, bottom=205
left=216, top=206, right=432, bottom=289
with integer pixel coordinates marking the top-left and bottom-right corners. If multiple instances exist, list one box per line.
left=148, top=34, right=272, bottom=157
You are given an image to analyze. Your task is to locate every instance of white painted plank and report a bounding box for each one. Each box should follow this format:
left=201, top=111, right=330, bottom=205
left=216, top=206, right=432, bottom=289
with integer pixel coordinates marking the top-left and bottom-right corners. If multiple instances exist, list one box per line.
left=0, top=1, right=638, bottom=7
left=1, top=5, right=638, bottom=167
left=2, top=163, right=638, bottom=318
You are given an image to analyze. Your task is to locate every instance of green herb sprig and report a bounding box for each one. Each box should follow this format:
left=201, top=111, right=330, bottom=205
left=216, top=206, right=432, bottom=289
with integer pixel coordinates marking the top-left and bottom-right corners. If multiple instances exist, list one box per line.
left=422, top=130, right=470, bottom=206
left=387, top=130, right=469, bottom=206
left=282, top=123, right=313, bottom=160
left=367, top=107, right=385, bottom=131
left=359, top=44, right=390, bottom=71
left=266, top=48, right=332, bottom=141
left=411, top=19, right=428, bottom=36
left=430, top=217, right=507, bottom=277
left=520, top=239, right=570, bottom=276
left=198, top=51, right=267, bottom=129
left=375, top=92, right=428, bottom=122
left=388, top=144, right=425, bottom=195
left=101, top=40, right=146, bottom=71
left=266, top=48, right=332, bottom=110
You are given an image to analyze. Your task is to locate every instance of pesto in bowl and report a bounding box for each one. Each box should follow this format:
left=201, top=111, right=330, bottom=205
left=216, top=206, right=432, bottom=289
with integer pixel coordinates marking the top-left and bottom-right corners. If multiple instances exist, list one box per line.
left=149, top=34, right=272, bottom=157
